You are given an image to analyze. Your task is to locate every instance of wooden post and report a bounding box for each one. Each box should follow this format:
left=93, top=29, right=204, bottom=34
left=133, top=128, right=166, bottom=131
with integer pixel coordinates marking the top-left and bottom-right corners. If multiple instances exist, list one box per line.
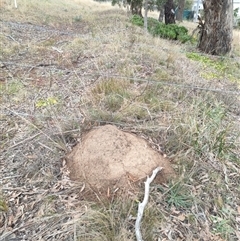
left=144, top=0, right=148, bottom=32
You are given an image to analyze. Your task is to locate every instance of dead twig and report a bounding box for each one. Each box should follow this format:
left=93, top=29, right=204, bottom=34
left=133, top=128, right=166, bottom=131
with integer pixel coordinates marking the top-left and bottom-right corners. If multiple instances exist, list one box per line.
left=14, top=0, right=17, bottom=8
left=8, top=133, right=41, bottom=149
left=0, top=33, right=20, bottom=44
left=135, top=166, right=163, bottom=241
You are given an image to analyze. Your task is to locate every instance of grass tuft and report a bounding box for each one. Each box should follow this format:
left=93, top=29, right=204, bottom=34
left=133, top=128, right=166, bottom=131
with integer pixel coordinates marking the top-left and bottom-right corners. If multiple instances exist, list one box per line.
left=165, top=94, right=237, bottom=161
left=165, top=181, right=194, bottom=209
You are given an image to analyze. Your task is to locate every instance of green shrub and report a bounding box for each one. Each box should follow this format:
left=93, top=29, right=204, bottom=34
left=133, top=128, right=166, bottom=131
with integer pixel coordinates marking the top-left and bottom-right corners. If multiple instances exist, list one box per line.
left=131, top=15, right=191, bottom=43
left=131, top=14, right=144, bottom=26
left=147, top=17, right=160, bottom=30
left=152, top=23, right=191, bottom=43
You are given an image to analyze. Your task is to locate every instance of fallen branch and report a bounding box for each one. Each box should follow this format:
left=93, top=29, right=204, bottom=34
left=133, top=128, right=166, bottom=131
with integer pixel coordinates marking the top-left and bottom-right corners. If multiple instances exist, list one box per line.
left=135, top=166, right=163, bottom=241
left=52, top=46, right=63, bottom=53
left=1, top=33, right=20, bottom=44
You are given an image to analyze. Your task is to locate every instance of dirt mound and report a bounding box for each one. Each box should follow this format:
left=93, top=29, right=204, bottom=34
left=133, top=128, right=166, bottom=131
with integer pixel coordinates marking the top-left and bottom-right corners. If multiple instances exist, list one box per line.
left=66, top=125, right=174, bottom=195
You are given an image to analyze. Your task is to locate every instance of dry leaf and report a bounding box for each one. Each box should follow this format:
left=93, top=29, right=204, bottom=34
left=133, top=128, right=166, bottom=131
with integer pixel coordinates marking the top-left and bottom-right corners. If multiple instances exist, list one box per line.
left=177, top=213, right=186, bottom=221
left=8, top=214, right=14, bottom=226
left=237, top=206, right=240, bottom=214
left=26, top=155, right=38, bottom=159
left=171, top=206, right=180, bottom=214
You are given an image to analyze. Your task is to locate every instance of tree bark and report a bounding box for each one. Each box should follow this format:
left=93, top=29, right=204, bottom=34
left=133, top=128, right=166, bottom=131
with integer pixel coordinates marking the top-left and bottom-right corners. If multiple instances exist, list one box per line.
left=164, top=0, right=176, bottom=24
left=176, top=0, right=185, bottom=21
left=130, top=0, right=143, bottom=17
left=158, top=6, right=164, bottom=22
left=198, top=0, right=233, bottom=55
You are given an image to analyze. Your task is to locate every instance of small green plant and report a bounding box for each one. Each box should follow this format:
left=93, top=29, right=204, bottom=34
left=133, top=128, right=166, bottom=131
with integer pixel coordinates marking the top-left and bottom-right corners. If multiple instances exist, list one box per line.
left=0, top=197, right=8, bottom=212
left=90, top=79, right=131, bottom=113
left=186, top=52, right=211, bottom=63
left=186, top=52, right=240, bottom=81
left=123, top=104, right=149, bottom=120
left=166, top=181, right=193, bottom=209
left=186, top=52, right=228, bottom=72
left=211, top=215, right=234, bottom=239
left=36, top=96, right=58, bottom=108
left=140, top=87, right=175, bottom=112
left=92, top=79, right=130, bottom=97
left=1, top=81, right=24, bottom=95
left=104, top=93, right=124, bottom=112
left=73, top=15, right=82, bottom=22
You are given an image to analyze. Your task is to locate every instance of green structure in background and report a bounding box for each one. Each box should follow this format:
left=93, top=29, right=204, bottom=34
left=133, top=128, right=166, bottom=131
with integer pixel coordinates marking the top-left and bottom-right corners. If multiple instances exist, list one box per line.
left=183, top=10, right=194, bottom=20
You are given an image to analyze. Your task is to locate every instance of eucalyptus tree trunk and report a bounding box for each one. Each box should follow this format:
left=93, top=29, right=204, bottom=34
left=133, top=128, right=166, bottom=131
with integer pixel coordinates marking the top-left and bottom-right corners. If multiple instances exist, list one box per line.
left=164, top=0, right=176, bottom=24
left=176, top=0, right=185, bottom=21
left=198, top=0, right=233, bottom=55
left=158, top=6, right=164, bottom=22
left=130, top=0, right=143, bottom=17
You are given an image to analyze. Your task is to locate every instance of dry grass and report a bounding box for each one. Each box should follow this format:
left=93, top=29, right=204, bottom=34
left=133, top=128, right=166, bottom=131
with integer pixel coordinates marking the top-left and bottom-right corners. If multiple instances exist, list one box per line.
left=233, top=29, right=240, bottom=55
left=1, top=1, right=240, bottom=240
left=0, top=0, right=119, bottom=25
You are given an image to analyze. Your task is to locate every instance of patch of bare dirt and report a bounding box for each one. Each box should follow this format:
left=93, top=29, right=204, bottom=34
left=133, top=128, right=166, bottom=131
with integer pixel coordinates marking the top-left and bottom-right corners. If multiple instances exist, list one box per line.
left=66, top=125, right=175, bottom=196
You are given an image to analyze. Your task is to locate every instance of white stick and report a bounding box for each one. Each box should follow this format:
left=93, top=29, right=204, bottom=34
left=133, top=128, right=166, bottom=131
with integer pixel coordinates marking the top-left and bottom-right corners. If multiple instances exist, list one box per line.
left=135, top=167, right=163, bottom=241
left=14, top=0, right=17, bottom=8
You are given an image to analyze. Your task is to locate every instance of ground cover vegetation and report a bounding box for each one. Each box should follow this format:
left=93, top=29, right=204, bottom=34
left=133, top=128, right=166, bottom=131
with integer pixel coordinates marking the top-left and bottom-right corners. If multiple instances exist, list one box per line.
left=131, top=14, right=191, bottom=42
left=0, top=0, right=240, bottom=240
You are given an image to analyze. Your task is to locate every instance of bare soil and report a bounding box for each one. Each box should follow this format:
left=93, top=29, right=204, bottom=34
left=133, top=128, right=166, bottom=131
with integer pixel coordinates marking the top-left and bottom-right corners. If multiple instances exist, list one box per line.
left=66, top=125, right=175, bottom=196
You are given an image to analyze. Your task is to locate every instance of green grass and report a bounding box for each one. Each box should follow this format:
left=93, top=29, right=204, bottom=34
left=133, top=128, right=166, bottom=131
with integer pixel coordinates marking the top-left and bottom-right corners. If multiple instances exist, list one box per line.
left=211, top=215, right=235, bottom=239
left=165, top=95, right=237, bottom=160
left=186, top=52, right=240, bottom=82
left=165, top=181, right=193, bottom=209
left=91, top=79, right=130, bottom=98
left=1, top=80, right=24, bottom=95
left=0, top=194, right=8, bottom=212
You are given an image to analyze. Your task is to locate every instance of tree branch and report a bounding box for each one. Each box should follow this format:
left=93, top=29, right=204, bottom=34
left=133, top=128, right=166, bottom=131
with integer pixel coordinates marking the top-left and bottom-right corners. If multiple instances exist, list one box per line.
left=135, top=166, right=163, bottom=241
left=14, top=0, right=18, bottom=8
